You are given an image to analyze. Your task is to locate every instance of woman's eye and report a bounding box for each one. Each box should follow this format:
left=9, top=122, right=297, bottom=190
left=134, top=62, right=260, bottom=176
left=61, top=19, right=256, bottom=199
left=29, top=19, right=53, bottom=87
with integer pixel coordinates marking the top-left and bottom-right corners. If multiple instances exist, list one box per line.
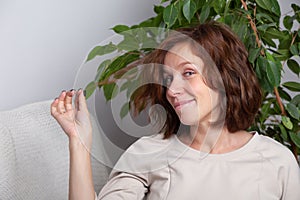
left=183, top=71, right=195, bottom=77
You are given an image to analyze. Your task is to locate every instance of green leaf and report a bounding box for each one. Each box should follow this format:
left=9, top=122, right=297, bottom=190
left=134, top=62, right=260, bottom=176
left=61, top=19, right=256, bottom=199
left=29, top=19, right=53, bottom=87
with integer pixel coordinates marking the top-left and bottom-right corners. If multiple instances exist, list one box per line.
left=232, top=20, right=248, bottom=41
left=286, top=103, right=300, bottom=120
left=266, top=53, right=281, bottom=87
left=278, top=87, right=292, bottom=101
left=261, top=36, right=276, bottom=48
left=273, top=49, right=291, bottom=61
left=267, top=61, right=281, bottom=87
left=255, top=56, right=265, bottom=79
left=282, top=81, right=300, bottom=92
left=287, top=59, right=300, bottom=76
left=255, top=0, right=281, bottom=16
left=291, top=94, right=300, bottom=106
left=290, top=44, right=299, bottom=55
left=163, top=4, right=178, bottom=27
left=141, top=38, right=158, bottom=49
left=84, top=81, right=97, bottom=99
left=174, top=0, right=184, bottom=25
left=248, top=48, right=261, bottom=63
left=100, top=53, right=140, bottom=82
left=103, top=83, right=118, bottom=101
left=120, top=81, right=131, bottom=92
left=112, top=25, right=130, bottom=33
left=223, top=0, right=232, bottom=18
left=256, top=13, right=275, bottom=23
left=260, top=76, right=274, bottom=93
left=278, top=37, right=292, bottom=49
left=120, top=102, right=130, bottom=119
left=257, top=22, right=277, bottom=33
left=86, top=43, right=117, bottom=62
left=289, top=132, right=300, bottom=148
left=291, top=3, right=300, bottom=12
left=95, top=59, right=111, bottom=82
left=265, top=28, right=288, bottom=40
left=117, top=35, right=140, bottom=51
left=154, top=5, right=164, bottom=14
left=282, top=116, right=293, bottom=130
left=283, top=15, right=293, bottom=30
left=260, top=102, right=271, bottom=122
left=279, top=124, right=288, bottom=142
left=212, top=0, right=225, bottom=13
left=199, top=4, right=210, bottom=24
left=183, top=0, right=197, bottom=23
left=256, top=56, right=274, bottom=92
left=139, top=15, right=163, bottom=27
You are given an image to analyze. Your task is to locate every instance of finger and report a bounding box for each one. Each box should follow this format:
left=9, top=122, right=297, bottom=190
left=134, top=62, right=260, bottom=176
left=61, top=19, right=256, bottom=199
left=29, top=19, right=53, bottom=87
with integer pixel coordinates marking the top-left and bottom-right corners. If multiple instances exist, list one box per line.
left=77, top=89, right=88, bottom=111
left=50, top=98, right=59, bottom=117
left=75, top=89, right=82, bottom=111
left=65, top=89, right=75, bottom=111
left=57, top=91, right=67, bottom=114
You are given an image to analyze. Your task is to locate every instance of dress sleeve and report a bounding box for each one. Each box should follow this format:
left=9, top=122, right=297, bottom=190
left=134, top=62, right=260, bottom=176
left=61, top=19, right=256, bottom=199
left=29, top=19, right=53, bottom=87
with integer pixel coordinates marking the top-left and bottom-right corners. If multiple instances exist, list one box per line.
left=280, top=151, right=300, bottom=200
left=95, top=136, right=153, bottom=200
left=95, top=134, right=168, bottom=199
left=96, top=172, right=148, bottom=200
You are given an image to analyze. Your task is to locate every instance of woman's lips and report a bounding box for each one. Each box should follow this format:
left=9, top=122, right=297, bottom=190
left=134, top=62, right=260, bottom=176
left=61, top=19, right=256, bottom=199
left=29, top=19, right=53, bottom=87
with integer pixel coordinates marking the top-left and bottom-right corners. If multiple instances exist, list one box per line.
left=174, top=99, right=194, bottom=110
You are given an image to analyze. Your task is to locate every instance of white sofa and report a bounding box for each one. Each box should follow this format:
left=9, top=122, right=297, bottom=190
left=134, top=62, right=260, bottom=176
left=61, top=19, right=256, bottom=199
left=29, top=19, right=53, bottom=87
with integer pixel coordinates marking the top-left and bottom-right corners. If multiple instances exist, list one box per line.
left=0, top=100, right=109, bottom=200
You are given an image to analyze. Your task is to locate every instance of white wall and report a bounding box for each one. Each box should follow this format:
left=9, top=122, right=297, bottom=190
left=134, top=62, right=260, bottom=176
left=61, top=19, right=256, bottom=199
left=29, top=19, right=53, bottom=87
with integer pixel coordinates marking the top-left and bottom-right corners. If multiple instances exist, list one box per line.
left=0, top=0, right=158, bottom=111
left=0, top=0, right=299, bottom=111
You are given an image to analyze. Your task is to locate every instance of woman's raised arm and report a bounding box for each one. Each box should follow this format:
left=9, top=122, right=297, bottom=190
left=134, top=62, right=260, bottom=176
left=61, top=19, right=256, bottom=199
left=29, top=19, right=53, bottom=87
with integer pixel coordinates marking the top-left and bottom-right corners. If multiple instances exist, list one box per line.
left=51, top=89, right=95, bottom=200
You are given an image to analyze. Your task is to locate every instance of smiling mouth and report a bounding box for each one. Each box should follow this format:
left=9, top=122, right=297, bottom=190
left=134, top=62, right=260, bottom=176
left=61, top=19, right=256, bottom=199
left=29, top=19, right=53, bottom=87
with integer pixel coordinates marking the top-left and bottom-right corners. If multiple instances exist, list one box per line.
left=174, top=99, right=194, bottom=110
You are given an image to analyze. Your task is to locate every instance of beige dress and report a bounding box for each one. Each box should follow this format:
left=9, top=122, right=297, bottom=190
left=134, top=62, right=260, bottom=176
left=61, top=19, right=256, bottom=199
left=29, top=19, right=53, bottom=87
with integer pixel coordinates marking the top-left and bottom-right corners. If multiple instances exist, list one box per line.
left=96, top=132, right=300, bottom=200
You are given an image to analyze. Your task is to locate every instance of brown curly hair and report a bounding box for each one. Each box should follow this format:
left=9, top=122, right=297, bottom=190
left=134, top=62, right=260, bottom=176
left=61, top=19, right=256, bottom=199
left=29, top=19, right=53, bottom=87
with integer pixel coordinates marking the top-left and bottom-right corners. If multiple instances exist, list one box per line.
left=131, top=21, right=262, bottom=139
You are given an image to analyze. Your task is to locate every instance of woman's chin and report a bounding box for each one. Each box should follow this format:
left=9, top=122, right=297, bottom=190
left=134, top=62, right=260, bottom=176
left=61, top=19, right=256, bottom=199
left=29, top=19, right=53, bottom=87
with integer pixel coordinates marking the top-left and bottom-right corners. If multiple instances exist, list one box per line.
left=178, top=114, right=200, bottom=126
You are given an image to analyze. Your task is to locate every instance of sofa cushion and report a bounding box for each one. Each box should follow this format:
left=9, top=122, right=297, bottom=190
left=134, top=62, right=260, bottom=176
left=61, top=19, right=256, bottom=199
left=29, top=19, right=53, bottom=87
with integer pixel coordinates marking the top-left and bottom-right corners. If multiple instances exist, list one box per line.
left=0, top=100, right=109, bottom=200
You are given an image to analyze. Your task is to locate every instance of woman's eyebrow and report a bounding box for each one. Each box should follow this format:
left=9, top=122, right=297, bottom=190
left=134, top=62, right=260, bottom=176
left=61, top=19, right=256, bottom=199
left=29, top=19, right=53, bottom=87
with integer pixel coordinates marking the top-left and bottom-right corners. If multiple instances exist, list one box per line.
left=178, top=61, right=193, bottom=68
left=163, top=61, right=194, bottom=74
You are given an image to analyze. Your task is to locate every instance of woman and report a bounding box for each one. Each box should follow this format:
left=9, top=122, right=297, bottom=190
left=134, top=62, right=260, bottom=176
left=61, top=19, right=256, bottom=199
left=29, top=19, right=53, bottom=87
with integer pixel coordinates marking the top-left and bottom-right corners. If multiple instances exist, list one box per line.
left=51, top=21, right=300, bottom=199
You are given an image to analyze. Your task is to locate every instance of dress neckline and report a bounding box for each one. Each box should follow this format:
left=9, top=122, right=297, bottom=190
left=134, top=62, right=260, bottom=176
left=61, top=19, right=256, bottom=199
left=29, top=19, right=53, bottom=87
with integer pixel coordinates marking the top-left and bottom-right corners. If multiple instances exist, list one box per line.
left=172, top=132, right=259, bottom=160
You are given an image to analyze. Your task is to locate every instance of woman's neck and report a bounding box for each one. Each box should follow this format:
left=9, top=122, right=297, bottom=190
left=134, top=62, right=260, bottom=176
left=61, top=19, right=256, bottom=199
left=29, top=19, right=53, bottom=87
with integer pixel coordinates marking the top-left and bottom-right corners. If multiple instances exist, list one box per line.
left=178, top=124, right=253, bottom=154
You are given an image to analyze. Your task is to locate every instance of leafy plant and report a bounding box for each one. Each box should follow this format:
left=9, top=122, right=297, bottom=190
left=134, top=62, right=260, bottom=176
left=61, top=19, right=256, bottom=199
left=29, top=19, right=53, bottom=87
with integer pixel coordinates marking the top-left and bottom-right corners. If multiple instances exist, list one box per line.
left=85, top=0, right=300, bottom=162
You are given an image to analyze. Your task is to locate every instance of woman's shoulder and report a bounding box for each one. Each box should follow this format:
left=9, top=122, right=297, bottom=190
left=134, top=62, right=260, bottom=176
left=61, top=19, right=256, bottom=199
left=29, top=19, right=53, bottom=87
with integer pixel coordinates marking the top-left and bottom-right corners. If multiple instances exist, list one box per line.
left=126, top=133, right=175, bottom=154
left=255, top=133, right=298, bottom=167
left=112, top=134, right=175, bottom=175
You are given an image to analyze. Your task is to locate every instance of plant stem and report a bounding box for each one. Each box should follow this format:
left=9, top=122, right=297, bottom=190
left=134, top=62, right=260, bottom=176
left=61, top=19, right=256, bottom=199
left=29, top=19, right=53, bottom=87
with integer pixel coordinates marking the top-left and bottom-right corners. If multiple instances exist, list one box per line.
left=240, top=0, right=263, bottom=55
left=274, top=87, right=286, bottom=116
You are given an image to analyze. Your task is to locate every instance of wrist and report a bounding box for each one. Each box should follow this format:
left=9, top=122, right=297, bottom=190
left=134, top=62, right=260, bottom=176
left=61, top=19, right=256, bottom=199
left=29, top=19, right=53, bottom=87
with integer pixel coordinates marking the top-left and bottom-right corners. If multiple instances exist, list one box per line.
left=69, top=136, right=89, bottom=153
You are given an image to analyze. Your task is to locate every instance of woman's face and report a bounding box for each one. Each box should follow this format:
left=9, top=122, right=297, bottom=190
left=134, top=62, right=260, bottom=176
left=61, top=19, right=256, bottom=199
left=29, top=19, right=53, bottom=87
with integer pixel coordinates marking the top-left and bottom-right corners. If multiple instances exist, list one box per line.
left=163, top=42, right=220, bottom=127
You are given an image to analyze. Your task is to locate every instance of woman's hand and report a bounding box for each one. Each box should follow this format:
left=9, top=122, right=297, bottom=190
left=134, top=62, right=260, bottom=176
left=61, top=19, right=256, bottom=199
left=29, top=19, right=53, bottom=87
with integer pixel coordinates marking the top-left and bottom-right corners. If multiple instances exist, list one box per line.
left=51, top=89, right=92, bottom=151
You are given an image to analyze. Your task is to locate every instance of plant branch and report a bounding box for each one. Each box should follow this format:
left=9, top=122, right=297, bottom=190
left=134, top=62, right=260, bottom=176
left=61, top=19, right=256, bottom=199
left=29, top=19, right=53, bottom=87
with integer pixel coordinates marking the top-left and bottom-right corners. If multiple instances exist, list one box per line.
left=274, top=87, right=286, bottom=116
left=241, top=0, right=261, bottom=47
left=240, top=0, right=263, bottom=55
left=97, top=78, right=117, bottom=87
